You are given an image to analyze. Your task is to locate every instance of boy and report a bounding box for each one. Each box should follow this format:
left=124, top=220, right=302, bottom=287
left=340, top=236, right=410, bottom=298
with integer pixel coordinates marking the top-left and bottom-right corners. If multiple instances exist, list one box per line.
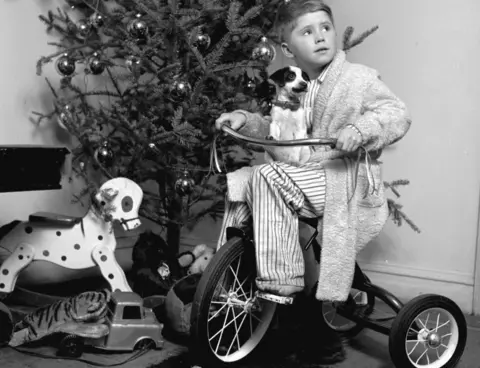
left=215, top=0, right=411, bottom=364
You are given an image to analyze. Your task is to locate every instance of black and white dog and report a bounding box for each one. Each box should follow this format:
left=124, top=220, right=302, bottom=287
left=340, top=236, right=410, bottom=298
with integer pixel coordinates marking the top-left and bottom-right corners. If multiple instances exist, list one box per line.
left=265, top=66, right=311, bottom=165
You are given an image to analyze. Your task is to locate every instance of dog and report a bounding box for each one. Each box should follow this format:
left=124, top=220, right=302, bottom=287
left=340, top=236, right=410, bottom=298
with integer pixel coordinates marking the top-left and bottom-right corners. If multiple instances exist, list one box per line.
left=265, top=66, right=311, bottom=165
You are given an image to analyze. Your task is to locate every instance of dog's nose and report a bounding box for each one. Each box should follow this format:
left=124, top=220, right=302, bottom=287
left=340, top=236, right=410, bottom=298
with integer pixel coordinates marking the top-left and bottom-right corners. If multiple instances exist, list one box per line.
left=299, top=81, right=308, bottom=89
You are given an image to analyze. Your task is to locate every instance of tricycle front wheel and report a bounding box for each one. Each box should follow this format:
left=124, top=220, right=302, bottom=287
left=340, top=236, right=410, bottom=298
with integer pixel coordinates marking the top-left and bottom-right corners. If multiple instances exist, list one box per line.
left=190, top=236, right=277, bottom=366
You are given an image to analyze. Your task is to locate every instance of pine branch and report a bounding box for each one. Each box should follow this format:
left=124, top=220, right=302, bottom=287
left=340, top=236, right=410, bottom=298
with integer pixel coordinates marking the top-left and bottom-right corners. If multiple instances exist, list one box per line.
left=344, top=25, right=379, bottom=52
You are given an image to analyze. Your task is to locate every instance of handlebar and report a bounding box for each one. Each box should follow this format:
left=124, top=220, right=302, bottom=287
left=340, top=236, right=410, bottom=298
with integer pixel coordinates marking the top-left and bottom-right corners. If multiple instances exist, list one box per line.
left=220, top=125, right=337, bottom=149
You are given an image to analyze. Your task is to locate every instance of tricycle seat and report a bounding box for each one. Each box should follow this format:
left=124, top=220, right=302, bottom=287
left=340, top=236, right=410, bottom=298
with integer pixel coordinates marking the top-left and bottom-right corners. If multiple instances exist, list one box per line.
left=28, top=212, right=82, bottom=227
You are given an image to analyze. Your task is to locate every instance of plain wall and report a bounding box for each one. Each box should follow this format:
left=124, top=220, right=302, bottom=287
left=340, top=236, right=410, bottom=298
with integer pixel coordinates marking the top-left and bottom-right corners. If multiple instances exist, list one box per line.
left=1, top=0, right=479, bottom=312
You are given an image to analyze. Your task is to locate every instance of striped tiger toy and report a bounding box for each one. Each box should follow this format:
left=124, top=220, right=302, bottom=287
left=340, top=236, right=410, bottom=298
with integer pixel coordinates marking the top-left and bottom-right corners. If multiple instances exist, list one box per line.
left=9, top=289, right=111, bottom=347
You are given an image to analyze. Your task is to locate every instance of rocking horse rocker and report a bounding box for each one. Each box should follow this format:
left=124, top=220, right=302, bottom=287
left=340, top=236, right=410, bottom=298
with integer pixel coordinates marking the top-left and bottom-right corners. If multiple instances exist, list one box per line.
left=0, top=177, right=143, bottom=297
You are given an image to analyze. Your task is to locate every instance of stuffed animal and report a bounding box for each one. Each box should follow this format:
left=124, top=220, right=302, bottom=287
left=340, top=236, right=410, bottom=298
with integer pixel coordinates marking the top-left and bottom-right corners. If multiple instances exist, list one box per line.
left=130, top=231, right=183, bottom=298
left=185, top=244, right=215, bottom=275
left=130, top=232, right=215, bottom=298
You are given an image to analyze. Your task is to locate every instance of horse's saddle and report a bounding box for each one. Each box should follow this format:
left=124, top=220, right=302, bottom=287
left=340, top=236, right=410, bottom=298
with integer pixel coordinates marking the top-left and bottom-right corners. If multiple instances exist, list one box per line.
left=28, top=212, right=82, bottom=227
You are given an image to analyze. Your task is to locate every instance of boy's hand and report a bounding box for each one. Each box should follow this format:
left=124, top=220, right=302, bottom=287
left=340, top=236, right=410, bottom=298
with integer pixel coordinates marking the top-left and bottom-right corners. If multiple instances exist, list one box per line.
left=215, top=112, right=247, bottom=131
left=336, top=126, right=362, bottom=152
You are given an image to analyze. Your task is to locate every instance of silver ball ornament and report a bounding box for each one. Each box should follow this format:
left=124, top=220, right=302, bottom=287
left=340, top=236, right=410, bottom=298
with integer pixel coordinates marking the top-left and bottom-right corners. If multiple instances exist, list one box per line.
left=90, top=13, right=105, bottom=28
left=76, top=19, right=92, bottom=39
left=252, top=37, right=276, bottom=63
left=175, top=170, right=195, bottom=196
left=192, top=32, right=211, bottom=52
left=127, top=17, right=149, bottom=39
left=89, top=53, right=105, bottom=75
left=95, top=141, right=115, bottom=167
left=169, top=79, right=192, bottom=102
left=57, top=103, right=74, bottom=129
left=55, top=54, right=76, bottom=77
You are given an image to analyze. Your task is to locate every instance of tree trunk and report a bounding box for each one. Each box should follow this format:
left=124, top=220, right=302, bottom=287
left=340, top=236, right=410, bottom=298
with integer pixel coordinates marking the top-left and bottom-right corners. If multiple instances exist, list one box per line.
left=167, top=196, right=182, bottom=255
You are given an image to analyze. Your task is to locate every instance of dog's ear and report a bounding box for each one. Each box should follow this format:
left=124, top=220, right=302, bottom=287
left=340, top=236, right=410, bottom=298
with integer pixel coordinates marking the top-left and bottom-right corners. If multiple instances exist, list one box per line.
left=269, top=67, right=288, bottom=88
left=301, top=71, right=310, bottom=82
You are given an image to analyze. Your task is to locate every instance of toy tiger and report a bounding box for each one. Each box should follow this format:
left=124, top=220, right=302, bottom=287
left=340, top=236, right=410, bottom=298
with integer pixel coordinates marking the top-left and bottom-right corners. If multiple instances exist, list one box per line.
left=9, top=289, right=111, bottom=347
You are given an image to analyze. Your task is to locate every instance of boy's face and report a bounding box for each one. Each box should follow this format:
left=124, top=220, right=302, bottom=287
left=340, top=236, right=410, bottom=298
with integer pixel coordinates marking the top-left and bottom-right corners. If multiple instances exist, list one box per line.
left=281, top=11, right=337, bottom=72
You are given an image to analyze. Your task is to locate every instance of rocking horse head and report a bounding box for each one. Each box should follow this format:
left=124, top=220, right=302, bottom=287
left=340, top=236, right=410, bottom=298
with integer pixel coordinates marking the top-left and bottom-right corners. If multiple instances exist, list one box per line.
left=95, top=177, right=143, bottom=231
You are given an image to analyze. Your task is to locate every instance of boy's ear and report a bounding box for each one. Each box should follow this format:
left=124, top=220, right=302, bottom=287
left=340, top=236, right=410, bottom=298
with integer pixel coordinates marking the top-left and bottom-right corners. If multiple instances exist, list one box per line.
left=281, top=42, right=295, bottom=59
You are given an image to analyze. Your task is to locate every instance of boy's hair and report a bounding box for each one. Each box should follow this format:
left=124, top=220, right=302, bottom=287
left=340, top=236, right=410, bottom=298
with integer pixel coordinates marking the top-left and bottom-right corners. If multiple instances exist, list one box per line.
left=274, top=0, right=334, bottom=42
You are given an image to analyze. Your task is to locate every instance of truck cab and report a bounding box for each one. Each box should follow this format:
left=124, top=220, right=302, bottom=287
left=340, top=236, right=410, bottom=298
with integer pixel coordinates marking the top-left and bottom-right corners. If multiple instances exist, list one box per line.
left=91, top=291, right=164, bottom=351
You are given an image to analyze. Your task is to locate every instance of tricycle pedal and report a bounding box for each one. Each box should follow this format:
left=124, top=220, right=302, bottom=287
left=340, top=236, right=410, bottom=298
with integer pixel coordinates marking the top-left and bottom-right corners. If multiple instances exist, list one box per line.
left=256, top=292, right=294, bottom=305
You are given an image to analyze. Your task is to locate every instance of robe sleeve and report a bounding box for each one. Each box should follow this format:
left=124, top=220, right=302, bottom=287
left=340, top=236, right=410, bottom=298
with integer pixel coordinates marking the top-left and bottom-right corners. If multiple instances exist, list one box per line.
left=353, top=74, right=412, bottom=151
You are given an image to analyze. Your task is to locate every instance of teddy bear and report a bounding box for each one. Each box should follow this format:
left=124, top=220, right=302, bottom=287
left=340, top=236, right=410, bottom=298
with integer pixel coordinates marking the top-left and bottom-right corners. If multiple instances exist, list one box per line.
left=184, top=243, right=215, bottom=275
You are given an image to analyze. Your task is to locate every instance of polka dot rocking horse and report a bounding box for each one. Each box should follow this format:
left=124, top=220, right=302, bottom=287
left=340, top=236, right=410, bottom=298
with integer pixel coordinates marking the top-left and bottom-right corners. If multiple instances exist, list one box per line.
left=0, top=178, right=143, bottom=296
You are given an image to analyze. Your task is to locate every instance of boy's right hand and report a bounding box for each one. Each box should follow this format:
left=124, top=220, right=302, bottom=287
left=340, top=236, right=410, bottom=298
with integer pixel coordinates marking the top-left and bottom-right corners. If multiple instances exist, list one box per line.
left=215, top=111, right=247, bottom=131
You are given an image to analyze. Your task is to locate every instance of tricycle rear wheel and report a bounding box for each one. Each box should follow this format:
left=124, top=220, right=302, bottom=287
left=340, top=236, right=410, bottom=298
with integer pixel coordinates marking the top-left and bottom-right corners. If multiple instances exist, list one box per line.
left=389, top=294, right=467, bottom=368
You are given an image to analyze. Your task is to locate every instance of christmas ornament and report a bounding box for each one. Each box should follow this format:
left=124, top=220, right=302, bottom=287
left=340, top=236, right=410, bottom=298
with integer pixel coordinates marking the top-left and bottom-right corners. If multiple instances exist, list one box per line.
left=252, top=37, right=276, bottom=63
left=89, top=53, right=105, bottom=75
left=127, top=15, right=149, bottom=39
left=175, top=170, right=195, bottom=196
left=57, top=103, right=74, bottom=129
left=76, top=19, right=92, bottom=39
left=125, top=55, right=144, bottom=75
left=243, top=75, right=256, bottom=95
left=95, top=141, right=115, bottom=167
left=169, top=79, right=192, bottom=102
left=90, top=13, right=105, bottom=28
left=79, top=161, right=85, bottom=170
left=55, top=54, right=76, bottom=77
left=192, top=31, right=211, bottom=53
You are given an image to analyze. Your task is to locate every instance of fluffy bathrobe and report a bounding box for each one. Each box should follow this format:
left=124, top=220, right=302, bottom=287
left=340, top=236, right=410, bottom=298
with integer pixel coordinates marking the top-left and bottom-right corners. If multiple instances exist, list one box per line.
left=227, top=50, right=411, bottom=302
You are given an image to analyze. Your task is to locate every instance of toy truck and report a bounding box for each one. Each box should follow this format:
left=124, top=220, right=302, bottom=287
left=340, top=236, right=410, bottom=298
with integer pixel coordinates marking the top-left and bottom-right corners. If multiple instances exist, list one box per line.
left=57, top=291, right=164, bottom=358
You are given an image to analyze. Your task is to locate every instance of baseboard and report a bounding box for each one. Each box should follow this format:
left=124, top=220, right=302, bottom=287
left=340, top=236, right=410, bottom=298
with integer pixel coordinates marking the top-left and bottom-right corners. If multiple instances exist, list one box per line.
left=180, top=235, right=217, bottom=250
left=359, top=261, right=474, bottom=315
left=357, top=260, right=474, bottom=286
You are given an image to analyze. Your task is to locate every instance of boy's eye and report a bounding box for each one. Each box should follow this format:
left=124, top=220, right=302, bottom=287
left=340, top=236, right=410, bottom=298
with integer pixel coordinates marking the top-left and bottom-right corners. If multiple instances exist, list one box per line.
left=303, top=30, right=311, bottom=36
left=322, top=25, right=330, bottom=32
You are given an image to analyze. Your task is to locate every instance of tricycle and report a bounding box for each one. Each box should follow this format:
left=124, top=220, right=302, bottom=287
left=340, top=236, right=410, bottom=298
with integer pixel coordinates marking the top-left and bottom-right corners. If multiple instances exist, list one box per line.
left=189, top=126, right=468, bottom=368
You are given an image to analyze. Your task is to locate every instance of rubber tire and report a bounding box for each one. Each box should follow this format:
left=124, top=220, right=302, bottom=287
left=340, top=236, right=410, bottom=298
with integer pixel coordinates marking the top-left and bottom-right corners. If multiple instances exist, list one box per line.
left=323, top=290, right=376, bottom=340
left=388, top=294, right=467, bottom=368
left=134, top=338, right=155, bottom=350
left=0, top=302, right=13, bottom=347
left=190, top=236, right=277, bottom=366
left=58, top=335, right=84, bottom=358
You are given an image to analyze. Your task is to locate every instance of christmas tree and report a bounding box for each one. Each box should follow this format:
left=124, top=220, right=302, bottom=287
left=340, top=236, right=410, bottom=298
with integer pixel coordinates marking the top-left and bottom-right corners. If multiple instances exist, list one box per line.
left=33, top=0, right=419, bottom=255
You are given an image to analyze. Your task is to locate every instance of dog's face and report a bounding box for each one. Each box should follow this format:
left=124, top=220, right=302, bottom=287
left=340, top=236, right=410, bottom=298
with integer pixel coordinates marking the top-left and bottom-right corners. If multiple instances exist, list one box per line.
left=269, top=66, right=310, bottom=97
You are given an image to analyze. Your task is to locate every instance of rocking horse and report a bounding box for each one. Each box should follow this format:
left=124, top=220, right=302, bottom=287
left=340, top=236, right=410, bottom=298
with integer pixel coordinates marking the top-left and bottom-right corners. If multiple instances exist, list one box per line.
left=0, top=177, right=143, bottom=296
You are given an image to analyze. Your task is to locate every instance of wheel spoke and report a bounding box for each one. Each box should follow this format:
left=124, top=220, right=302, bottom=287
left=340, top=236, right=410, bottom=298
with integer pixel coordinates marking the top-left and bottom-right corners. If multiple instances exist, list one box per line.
left=415, top=348, right=428, bottom=364
left=227, top=309, right=248, bottom=356
left=408, top=341, right=420, bottom=356
left=209, top=307, right=247, bottom=343
left=213, top=306, right=232, bottom=353
left=436, top=348, right=441, bottom=359
left=209, top=302, right=228, bottom=322
left=417, top=317, right=428, bottom=330
left=234, top=272, right=253, bottom=297
left=442, top=333, right=452, bottom=339
left=435, top=320, right=450, bottom=331
left=229, top=265, right=247, bottom=299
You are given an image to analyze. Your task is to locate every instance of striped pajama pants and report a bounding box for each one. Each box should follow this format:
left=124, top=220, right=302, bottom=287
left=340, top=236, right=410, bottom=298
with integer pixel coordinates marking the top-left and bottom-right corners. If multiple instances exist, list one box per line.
left=217, top=161, right=326, bottom=295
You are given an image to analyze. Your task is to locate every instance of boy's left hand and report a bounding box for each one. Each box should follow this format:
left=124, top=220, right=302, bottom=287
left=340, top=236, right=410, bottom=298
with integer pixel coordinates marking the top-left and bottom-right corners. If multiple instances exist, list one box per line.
left=336, top=126, right=362, bottom=152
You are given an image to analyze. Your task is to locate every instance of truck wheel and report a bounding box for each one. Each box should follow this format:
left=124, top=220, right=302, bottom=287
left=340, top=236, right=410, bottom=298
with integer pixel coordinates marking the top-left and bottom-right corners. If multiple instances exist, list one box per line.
left=57, top=335, right=84, bottom=358
left=0, top=302, right=13, bottom=347
left=134, top=338, right=155, bottom=351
